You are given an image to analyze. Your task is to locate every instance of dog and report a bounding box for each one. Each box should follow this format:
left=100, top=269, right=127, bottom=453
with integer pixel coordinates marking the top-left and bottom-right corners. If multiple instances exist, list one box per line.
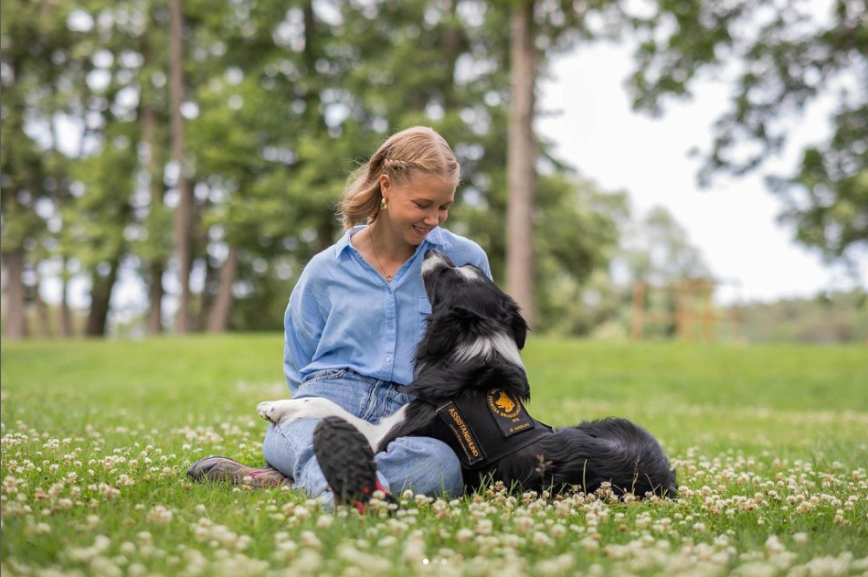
left=259, top=249, right=677, bottom=498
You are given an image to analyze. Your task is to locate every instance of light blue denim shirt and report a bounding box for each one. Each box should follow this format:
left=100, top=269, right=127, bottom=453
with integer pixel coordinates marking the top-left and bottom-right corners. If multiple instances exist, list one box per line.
left=284, top=225, right=492, bottom=393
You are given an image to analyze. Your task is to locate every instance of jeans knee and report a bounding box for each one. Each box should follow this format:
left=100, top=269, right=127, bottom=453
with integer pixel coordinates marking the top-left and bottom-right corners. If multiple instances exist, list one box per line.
left=388, top=437, right=464, bottom=497
left=262, top=423, right=292, bottom=477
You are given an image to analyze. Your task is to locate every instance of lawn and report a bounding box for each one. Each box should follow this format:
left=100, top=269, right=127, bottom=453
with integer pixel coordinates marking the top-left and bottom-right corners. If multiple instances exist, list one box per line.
left=2, top=335, right=867, bottom=576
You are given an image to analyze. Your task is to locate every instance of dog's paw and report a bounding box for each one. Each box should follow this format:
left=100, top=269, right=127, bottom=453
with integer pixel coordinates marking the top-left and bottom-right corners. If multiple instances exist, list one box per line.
left=257, top=401, right=283, bottom=423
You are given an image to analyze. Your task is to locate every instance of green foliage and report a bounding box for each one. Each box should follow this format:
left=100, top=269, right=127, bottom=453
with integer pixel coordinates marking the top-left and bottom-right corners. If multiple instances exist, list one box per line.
left=738, top=289, right=868, bottom=343
left=8, top=0, right=860, bottom=339
left=627, top=0, right=868, bottom=263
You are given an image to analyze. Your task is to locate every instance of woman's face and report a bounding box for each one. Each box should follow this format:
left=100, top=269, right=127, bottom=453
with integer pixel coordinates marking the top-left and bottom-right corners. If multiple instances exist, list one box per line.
left=380, top=173, right=455, bottom=246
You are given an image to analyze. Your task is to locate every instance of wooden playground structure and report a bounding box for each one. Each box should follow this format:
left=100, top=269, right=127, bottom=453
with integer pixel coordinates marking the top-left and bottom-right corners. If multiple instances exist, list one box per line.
left=630, top=278, right=743, bottom=342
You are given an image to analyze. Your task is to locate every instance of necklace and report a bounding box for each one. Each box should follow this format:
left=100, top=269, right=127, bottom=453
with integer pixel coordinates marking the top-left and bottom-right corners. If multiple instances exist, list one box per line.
left=368, top=226, right=395, bottom=282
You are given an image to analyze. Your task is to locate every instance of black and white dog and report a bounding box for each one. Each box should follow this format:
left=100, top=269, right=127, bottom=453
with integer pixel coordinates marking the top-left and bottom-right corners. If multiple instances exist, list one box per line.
left=259, top=249, right=677, bottom=498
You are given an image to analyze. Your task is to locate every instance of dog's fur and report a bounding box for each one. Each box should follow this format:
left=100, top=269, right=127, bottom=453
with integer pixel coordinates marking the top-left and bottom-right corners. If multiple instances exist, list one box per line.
left=260, top=249, right=677, bottom=498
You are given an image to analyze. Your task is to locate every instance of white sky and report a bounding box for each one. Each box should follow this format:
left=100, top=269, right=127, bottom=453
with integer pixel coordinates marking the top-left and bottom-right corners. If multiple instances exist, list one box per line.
left=537, top=41, right=867, bottom=303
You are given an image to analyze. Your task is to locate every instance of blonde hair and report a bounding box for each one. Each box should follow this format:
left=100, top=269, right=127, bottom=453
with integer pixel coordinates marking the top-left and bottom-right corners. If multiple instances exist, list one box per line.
left=339, top=126, right=460, bottom=230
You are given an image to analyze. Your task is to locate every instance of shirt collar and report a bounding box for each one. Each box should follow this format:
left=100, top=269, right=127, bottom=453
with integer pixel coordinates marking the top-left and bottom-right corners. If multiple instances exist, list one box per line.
left=335, top=225, right=445, bottom=260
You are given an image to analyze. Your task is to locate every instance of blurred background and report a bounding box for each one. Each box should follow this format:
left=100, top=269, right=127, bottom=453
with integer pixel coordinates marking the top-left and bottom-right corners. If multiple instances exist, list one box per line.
left=1, top=0, right=865, bottom=343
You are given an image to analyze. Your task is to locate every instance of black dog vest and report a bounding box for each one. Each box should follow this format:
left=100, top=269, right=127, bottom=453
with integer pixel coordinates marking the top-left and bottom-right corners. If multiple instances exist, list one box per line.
left=434, top=389, right=553, bottom=470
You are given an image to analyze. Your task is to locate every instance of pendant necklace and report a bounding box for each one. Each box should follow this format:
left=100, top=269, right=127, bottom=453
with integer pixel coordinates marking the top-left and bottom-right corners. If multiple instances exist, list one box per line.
left=369, top=226, right=394, bottom=282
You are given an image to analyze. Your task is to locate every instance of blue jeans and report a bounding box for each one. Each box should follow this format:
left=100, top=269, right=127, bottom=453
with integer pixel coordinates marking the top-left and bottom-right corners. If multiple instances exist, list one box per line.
left=262, top=369, right=463, bottom=504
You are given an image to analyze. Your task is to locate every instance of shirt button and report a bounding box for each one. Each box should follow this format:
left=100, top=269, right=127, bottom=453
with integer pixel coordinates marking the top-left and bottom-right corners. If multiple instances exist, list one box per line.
left=385, top=356, right=392, bottom=363
left=387, top=322, right=393, bottom=328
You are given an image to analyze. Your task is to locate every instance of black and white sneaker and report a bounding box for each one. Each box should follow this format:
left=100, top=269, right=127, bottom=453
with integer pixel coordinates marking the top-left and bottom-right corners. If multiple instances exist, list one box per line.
left=313, top=416, right=398, bottom=513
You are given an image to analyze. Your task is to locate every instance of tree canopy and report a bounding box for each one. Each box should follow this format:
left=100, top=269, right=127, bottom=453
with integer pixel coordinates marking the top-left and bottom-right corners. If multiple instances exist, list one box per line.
left=626, top=0, right=867, bottom=264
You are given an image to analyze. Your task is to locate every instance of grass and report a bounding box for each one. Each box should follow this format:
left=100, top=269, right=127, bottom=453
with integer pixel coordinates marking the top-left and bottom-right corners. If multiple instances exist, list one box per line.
left=2, top=335, right=867, bottom=576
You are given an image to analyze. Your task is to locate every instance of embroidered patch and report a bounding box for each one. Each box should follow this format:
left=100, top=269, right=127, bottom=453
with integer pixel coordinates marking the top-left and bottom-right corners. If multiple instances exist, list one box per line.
left=437, top=402, right=486, bottom=466
left=486, top=389, right=535, bottom=437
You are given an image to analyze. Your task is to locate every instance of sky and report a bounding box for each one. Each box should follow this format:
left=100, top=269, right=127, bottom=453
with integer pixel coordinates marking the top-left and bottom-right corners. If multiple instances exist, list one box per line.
left=537, top=41, right=867, bottom=304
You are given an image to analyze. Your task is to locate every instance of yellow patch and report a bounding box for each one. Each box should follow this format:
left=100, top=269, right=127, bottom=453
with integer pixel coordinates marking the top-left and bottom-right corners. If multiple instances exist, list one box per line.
left=487, top=389, right=521, bottom=419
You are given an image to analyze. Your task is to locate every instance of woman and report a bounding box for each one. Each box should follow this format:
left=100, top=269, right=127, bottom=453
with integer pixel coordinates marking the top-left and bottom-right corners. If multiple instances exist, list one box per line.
left=189, top=126, right=491, bottom=507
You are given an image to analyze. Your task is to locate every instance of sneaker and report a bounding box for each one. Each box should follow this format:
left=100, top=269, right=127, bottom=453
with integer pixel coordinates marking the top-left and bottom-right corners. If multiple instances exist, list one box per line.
left=187, top=456, right=292, bottom=488
left=313, top=416, right=398, bottom=514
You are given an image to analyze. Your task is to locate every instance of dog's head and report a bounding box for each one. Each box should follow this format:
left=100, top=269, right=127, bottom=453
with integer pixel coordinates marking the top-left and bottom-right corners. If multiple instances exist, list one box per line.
left=421, top=249, right=529, bottom=350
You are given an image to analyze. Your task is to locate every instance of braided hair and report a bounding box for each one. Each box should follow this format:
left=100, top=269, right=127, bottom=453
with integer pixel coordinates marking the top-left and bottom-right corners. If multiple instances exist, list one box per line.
left=339, top=126, right=460, bottom=230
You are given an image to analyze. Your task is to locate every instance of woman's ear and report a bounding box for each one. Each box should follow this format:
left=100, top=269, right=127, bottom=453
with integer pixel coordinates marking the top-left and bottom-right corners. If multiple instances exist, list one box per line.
left=379, top=174, right=391, bottom=201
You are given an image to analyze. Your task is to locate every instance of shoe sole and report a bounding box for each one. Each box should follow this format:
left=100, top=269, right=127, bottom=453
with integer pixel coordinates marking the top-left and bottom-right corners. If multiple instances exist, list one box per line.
left=187, top=455, right=235, bottom=480
left=313, top=417, right=396, bottom=508
left=187, top=455, right=291, bottom=487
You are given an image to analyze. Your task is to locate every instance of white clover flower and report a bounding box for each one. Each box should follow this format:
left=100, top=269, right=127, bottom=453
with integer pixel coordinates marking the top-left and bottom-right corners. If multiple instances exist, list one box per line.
left=581, top=535, right=600, bottom=552
left=377, top=536, right=397, bottom=548
left=531, top=531, right=552, bottom=547
left=290, top=550, right=322, bottom=573
left=456, top=528, right=474, bottom=543
left=316, top=514, right=333, bottom=528
left=148, top=505, right=173, bottom=524
left=300, top=531, right=321, bottom=549
left=475, top=519, right=493, bottom=535
left=273, top=540, right=299, bottom=562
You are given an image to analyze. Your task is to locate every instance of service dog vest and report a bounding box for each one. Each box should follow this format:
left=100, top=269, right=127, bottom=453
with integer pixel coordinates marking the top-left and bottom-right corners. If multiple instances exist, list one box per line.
left=434, top=389, right=553, bottom=470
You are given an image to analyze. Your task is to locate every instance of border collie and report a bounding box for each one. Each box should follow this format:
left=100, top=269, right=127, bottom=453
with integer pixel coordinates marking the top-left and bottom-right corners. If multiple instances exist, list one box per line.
left=259, top=249, right=677, bottom=498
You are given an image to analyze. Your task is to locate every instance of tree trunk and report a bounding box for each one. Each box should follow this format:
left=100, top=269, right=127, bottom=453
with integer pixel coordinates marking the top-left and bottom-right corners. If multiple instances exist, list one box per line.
left=197, top=248, right=217, bottom=330
left=33, top=282, right=51, bottom=338
left=206, top=245, right=239, bottom=333
left=506, top=0, right=537, bottom=327
left=142, top=95, right=165, bottom=335
left=3, top=249, right=27, bottom=340
left=442, top=0, right=464, bottom=109
left=317, top=217, right=335, bottom=253
left=86, top=259, right=120, bottom=336
left=58, top=258, right=72, bottom=338
left=147, top=262, right=164, bottom=335
left=169, top=0, right=195, bottom=333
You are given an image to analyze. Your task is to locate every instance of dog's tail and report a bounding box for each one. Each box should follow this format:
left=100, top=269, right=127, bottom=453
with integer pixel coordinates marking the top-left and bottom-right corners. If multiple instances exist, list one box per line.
left=523, top=417, right=677, bottom=498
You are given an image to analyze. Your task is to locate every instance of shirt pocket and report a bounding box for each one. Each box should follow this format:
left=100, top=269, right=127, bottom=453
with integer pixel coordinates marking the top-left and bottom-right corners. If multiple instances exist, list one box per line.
left=418, top=296, right=432, bottom=339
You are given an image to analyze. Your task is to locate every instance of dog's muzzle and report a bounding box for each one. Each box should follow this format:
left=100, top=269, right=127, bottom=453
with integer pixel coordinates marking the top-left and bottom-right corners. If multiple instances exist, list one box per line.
left=422, top=249, right=451, bottom=277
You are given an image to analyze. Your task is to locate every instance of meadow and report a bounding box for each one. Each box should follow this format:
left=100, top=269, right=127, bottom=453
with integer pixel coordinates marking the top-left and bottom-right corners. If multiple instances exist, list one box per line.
left=2, top=335, right=867, bottom=576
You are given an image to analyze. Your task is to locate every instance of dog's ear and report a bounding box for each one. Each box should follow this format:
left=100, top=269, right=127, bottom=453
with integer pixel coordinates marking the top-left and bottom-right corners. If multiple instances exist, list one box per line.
left=508, top=303, right=529, bottom=350
left=420, top=306, right=488, bottom=358
left=437, top=305, right=492, bottom=338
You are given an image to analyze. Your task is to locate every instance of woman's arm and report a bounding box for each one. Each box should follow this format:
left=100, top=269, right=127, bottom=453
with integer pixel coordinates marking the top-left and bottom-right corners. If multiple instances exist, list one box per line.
left=284, top=264, right=328, bottom=394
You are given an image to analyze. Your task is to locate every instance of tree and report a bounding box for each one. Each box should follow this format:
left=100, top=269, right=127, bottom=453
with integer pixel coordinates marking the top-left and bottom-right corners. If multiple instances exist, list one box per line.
left=506, top=0, right=538, bottom=327
left=618, top=206, right=710, bottom=287
left=1, top=0, right=82, bottom=339
left=169, top=0, right=195, bottom=333
left=627, top=0, right=867, bottom=265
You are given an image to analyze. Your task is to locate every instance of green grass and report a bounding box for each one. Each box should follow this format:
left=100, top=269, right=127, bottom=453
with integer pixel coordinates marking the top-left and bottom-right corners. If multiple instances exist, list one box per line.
left=2, top=335, right=867, bottom=576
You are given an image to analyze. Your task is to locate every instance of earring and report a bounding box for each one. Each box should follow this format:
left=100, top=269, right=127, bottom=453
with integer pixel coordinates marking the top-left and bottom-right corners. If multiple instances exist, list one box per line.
left=380, top=197, right=388, bottom=210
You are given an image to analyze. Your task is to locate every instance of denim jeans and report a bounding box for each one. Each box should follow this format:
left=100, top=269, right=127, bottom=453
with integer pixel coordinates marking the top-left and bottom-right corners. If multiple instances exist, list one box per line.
left=262, top=369, right=463, bottom=504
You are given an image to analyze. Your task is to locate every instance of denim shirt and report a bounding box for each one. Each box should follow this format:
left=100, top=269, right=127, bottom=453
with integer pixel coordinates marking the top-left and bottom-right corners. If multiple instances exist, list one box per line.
left=283, top=225, right=492, bottom=393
